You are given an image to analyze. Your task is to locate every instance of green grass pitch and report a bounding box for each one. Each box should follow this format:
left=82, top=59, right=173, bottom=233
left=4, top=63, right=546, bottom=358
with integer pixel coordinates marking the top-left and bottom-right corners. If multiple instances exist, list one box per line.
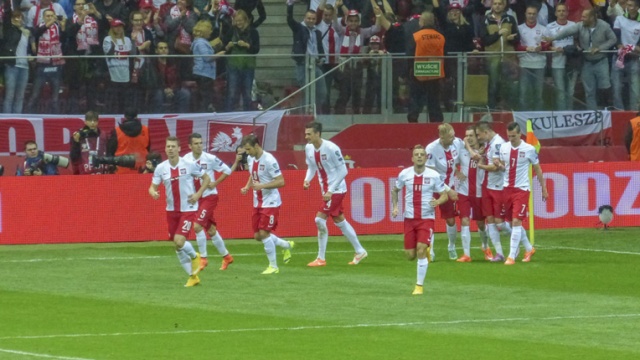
left=1, top=228, right=639, bottom=359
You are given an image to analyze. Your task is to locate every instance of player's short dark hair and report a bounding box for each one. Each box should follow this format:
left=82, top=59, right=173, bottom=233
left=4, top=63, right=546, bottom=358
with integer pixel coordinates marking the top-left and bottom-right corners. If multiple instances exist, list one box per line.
left=189, top=133, right=202, bottom=144
left=466, top=124, right=477, bottom=132
left=507, top=122, right=521, bottom=132
left=85, top=111, right=99, bottom=122
left=476, top=121, right=493, bottom=132
left=241, top=134, right=260, bottom=147
left=24, top=140, right=37, bottom=150
left=305, top=121, right=322, bottom=134
left=306, top=9, right=317, bottom=16
left=412, top=144, right=425, bottom=151
left=166, top=136, right=180, bottom=145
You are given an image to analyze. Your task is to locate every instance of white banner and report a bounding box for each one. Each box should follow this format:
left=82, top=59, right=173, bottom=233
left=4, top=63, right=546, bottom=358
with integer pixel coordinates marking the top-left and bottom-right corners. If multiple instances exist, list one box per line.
left=512, top=110, right=611, bottom=140
left=0, top=111, right=284, bottom=155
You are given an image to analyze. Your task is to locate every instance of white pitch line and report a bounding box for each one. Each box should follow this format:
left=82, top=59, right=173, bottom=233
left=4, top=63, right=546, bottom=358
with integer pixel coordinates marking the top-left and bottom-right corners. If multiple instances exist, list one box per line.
left=0, top=347, right=95, bottom=360
left=541, top=246, right=640, bottom=256
left=1, top=313, right=638, bottom=341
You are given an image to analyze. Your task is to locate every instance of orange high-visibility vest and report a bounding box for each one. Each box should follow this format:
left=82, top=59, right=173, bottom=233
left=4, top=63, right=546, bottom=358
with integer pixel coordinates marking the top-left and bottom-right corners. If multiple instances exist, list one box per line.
left=630, top=116, right=640, bottom=161
left=413, top=28, right=445, bottom=81
left=115, top=125, right=149, bottom=174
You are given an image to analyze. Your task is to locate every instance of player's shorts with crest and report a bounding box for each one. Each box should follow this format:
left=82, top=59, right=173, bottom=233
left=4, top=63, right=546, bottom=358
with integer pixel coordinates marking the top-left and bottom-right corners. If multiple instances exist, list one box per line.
left=404, top=218, right=434, bottom=250
left=434, top=192, right=457, bottom=219
left=483, top=188, right=504, bottom=218
left=319, top=192, right=346, bottom=217
left=457, top=194, right=485, bottom=220
left=503, top=187, right=530, bottom=220
left=166, top=211, right=195, bottom=239
left=195, top=195, right=219, bottom=229
left=252, top=207, right=280, bottom=233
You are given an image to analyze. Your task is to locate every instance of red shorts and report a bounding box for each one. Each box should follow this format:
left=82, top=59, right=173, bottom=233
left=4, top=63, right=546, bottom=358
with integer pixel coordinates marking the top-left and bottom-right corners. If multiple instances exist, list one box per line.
left=404, top=218, right=434, bottom=250
left=195, top=195, right=219, bottom=229
left=482, top=188, right=504, bottom=219
left=435, top=192, right=457, bottom=219
left=252, top=207, right=280, bottom=233
left=503, top=187, right=530, bottom=220
left=166, top=211, right=195, bottom=240
left=318, top=193, right=346, bottom=217
left=457, top=194, right=485, bottom=221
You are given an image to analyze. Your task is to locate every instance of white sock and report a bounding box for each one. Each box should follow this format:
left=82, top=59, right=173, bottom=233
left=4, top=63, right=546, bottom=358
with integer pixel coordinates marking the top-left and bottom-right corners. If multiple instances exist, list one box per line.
left=478, top=228, right=489, bottom=249
left=262, top=237, right=277, bottom=268
left=211, top=231, right=229, bottom=257
left=195, top=230, right=208, bottom=258
left=176, top=250, right=192, bottom=275
left=521, top=229, right=533, bottom=252
left=315, top=217, right=329, bottom=260
left=417, top=258, right=429, bottom=286
left=498, top=221, right=512, bottom=234
left=181, top=241, right=196, bottom=258
left=487, top=223, right=503, bottom=256
left=446, top=224, right=457, bottom=251
left=508, top=226, right=522, bottom=259
left=461, top=226, right=471, bottom=257
left=430, top=233, right=435, bottom=259
left=336, top=220, right=365, bottom=254
left=270, top=233, right=291, bottom=249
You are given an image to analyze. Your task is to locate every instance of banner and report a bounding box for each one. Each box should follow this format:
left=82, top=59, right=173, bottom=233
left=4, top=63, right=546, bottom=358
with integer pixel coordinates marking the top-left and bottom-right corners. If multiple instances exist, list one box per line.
left=0, top=111, right=284, bottom=156
left=1, top=162, right=638, bottom=245
left=512, top=110, right=612, bottom=146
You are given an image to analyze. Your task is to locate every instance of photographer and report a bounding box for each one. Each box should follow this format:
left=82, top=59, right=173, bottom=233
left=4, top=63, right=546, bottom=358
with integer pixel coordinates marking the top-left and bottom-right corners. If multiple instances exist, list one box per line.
left=70, top=111, right=110, bottom=175
left=17, top=141, right=59, bottom=176
left=230, top=144, right=248, bottom=172
left=106, top=108, right=150, bottom=174
left=140, top=152, right=162, bottom=174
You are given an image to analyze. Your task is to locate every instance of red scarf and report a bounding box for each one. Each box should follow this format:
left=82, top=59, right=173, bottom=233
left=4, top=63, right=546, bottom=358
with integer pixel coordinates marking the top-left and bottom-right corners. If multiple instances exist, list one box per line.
left=340, top=28, right=361, bottom=55
left=73, top=14, right=99, bottom=50
left=37, top=23, right=64, bottom=66
left=170, top=5, right=192, bottom=45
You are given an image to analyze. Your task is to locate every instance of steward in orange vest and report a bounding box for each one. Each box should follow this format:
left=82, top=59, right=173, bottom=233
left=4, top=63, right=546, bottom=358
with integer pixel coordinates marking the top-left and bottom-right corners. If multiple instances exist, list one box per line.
left=625, top=115, right=640, bottom=161
left=106, top=108, right=150, bottom=174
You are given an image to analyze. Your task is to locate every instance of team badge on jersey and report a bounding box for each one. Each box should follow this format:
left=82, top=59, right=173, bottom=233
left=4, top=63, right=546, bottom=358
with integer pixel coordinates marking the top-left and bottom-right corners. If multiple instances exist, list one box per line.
left=201, top=163, right=208, bottom=169
left=259, top=164, right=265, bottom=171
left=519, top=152, right=525, bottom=158
left=180, top=168, right=187, bottom=175
left=321, top=154, right=327, bottom=160
left=425, top=178, right=431, bottom=184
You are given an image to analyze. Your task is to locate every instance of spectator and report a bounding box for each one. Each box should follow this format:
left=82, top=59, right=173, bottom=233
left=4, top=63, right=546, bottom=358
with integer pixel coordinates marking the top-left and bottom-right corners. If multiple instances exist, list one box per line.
left=287, top=0, right=327, bottom=113
left=1, top=9, right=31, bottom=114
left=481, top=0, right=519, bottom=110
left=516, top=5, right=550, bottom=110
left=192, top=19, right=223, bottom=111
left=607, top=0, right=626, bottom=20
left=224, top=9, right=260, bottom=111
left=141, top=151, right=163, bottom=173
left=547, top=3, right=579, bottom=110
left=362, top=35, right=386, bottom=113
left=17, top=140, right=59, bottom=176
left=94, top=0, right=130, bottom=41
left=315, top=1, right=342, bottom=114
left=546, top=8, right=617, bottom=110
left=70, top=111, right=110, bottom=175
left=611, top=0, right=640, bottom=110
left=129, top=10, right=155, bottom=109
left=565, top=0, right=592, bottom=23
left=234, top=0, right=266, bottom=28
left=166, top=0, right=197, bottom=54
left=26, top=9, right=65, bottom=114
left=103, top=18, right=136, bottom=113
left=152, top=40, right=192, bottom=112
left=406, top=11, right=445, bottom=123
left=139, top=0, right=164, bottom=41
left=107, top=108, right=151, bottom=174
left=332, top=0, right=380, bottom=114
left=64, top=0, right=101, bottom=113
left=26, top=0, right=67, bottom=30
left=625, top=111, right=640, bottom=160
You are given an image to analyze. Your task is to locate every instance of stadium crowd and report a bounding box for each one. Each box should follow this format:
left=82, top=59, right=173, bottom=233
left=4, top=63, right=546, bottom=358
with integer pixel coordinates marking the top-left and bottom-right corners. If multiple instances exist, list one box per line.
left=0, top=0, right=639, bottom=116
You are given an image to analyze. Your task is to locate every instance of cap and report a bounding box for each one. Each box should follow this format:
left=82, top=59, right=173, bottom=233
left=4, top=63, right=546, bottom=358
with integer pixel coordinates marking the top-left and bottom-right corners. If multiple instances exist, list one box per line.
left=370, top=35, right=381, bottom=43
left=139, top=0, right=154, bottom=9
left=109, top=18, right=125, bottom=27
left=448, top=3, right=462, bottom=10
left=347, top=9, right=360, bottom=17
left=124, top=108, right=138, bottom=120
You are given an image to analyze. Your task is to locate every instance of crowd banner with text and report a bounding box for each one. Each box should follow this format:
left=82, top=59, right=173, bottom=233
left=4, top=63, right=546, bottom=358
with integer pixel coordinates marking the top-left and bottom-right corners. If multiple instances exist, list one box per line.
left=1, top=162, right=638, bottom=245
left=512, top=110, right=612, bottom=146
left=0, top=111, right=284, bottom=156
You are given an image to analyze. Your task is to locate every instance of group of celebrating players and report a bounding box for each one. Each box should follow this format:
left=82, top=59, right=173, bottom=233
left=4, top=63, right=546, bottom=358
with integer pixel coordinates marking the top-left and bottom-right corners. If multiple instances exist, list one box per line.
left=148, top=120, right=548, bottom=295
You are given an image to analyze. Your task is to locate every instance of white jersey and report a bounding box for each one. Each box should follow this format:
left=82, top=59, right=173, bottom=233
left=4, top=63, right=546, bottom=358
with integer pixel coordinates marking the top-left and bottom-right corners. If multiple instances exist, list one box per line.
left=498, top=141, right=539, bottom=191
left=614, top=16, right=640, bottom=46
left=184, top=151, right=231, bottom=198
left=547, top=20, right=576, bottom=69
left=457, top=147, right=485, bottom=197
left=304, top=139, right=348, bottom=195
left=152, top=157, right=206, bottom=212
left=517, top=22, right=550, bottom=69
left=247, top=151, right=283, bottom=208
left=395, top=167, right=445, bottom=220
left=425, top=137, right=463, bottom=188
left=487, top=134, right=506, bottom=191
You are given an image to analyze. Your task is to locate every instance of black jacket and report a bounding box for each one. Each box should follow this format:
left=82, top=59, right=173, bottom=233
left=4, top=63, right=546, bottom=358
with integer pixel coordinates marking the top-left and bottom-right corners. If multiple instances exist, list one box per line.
left=287, top=4, right=324, bottom=65
left=1, top=5, right=30, bottom=67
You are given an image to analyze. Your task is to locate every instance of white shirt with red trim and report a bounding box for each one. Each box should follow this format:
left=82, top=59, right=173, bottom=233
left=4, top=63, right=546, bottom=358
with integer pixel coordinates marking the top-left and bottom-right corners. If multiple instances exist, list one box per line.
left=457, top=147, right=485, bottom=198
left=425, top=137, right=463, bottom=188
left=517, top=22, right=550, bottom=69
left=498, top=141, right=539, bottom=191
left=487, top=134, right=506, bottom=191
left=304, top=139, right=348, bottom=195
left=247, top=151, right=283, bottom=208
left=152, top=157, right=206, bottom=212
left=395, top=167, right=445, bottom=220
left=184, top=151, right=231, bottom=198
